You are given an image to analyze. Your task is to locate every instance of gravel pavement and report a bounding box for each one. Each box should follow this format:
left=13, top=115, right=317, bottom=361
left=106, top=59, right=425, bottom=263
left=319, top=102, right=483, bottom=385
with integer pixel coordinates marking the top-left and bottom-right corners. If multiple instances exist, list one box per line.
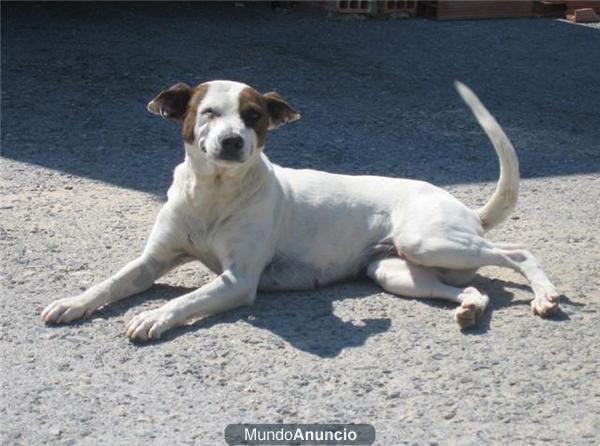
left=1, top=3, right=599, bottom=445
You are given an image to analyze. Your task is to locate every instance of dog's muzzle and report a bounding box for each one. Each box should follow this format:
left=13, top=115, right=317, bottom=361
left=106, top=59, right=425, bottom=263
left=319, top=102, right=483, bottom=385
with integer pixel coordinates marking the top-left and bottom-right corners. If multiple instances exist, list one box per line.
left=217, top=135, right=245, bottom=162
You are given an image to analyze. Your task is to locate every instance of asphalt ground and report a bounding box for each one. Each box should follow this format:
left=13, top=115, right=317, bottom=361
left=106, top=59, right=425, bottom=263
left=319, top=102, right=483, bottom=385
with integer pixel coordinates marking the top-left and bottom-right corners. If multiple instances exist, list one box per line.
left=1, top=3, right=599, bottom=445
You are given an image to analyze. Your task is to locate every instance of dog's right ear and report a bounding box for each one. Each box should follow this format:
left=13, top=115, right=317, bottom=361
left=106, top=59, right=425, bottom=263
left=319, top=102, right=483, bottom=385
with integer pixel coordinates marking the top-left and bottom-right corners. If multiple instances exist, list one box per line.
left=147, top=83, right=192, bottom=121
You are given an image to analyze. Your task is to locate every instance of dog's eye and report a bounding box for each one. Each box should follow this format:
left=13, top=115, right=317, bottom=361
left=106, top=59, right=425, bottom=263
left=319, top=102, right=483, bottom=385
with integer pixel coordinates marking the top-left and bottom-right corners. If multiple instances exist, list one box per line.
left=201, top=108, right=219, bottom=118
left=243, top=108, right=262, bottom=123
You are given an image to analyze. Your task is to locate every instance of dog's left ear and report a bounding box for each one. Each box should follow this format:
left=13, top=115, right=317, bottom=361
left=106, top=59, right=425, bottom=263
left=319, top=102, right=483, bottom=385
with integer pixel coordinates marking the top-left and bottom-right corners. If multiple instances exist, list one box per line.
left=263, top=91, right=301, bottom=130
left=147, top=82, right=192, bottom=121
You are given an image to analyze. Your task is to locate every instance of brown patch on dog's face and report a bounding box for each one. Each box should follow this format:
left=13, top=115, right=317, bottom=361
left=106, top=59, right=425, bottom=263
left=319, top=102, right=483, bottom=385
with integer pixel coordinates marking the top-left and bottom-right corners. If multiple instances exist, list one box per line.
left=239, top=87, right=270, bottom=148
left=237, top=87, right=301, bottom=149
left=182, top=84, right=209, bottom=144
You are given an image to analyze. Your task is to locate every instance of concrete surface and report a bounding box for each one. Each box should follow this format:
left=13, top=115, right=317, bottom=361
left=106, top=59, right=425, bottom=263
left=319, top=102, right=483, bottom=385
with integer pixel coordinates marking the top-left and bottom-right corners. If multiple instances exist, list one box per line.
left=1, top=3, right=599, bottom=445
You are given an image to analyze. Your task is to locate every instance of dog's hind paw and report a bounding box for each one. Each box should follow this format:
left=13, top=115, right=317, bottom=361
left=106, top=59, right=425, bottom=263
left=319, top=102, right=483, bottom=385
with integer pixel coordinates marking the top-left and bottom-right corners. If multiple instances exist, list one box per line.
left=454, top=288, right=488, bottom=329
left=531, top=292, right=560, bottom=318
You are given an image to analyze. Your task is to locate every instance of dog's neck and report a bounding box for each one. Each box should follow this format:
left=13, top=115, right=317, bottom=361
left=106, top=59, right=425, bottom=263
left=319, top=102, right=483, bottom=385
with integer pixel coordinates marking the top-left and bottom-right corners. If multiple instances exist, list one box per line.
left=179, top=147, right=270, bottom=209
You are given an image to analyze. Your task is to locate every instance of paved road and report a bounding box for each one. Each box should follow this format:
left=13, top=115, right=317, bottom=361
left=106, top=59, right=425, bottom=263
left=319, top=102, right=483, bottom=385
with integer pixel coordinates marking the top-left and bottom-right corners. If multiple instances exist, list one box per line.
left=1, top=3, right=599, bottom=445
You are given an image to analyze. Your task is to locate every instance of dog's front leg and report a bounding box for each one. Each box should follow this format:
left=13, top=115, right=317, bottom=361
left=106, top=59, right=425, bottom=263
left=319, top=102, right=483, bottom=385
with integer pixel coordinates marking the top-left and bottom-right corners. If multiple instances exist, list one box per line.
left=125, top=268, right=256, bottom=341
left=41, top=252, right=183, bottom=324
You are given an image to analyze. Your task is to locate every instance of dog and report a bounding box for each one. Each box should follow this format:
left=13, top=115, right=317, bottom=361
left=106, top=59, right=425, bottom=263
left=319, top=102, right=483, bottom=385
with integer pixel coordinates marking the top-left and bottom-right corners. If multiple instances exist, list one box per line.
left=42, top=80, right=560, bottom=341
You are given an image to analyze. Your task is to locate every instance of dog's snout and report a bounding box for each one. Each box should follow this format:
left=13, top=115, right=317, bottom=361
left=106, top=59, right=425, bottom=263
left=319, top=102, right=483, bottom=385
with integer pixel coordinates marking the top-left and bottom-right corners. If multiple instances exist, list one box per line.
left=219, top=135, right=245, bottom=160
left=222, top=135, right=244, bottom=152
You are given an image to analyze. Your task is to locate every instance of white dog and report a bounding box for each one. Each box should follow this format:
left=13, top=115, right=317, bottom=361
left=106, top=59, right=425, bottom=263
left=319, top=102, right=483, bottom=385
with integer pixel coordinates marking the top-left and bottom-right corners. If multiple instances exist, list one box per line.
left=42, top=80, right=560, bottom=341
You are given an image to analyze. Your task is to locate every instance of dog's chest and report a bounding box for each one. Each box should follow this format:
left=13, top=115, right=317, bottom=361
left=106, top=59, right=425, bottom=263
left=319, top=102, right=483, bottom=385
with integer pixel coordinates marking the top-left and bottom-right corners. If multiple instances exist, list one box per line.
left=168, top=195, right=233, bottom=272
left=179, top=207, right=237, bottom=271
left=184, top=230, right=222, bottom=273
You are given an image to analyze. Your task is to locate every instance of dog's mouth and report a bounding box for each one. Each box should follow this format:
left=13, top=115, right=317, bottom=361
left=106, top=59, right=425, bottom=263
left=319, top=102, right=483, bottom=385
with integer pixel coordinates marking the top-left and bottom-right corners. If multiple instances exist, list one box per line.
left=214, top=155, right=245, bottom=165
left=202, top=148, right=247, bottom=165
left=200, top=143, right=251, bottom=165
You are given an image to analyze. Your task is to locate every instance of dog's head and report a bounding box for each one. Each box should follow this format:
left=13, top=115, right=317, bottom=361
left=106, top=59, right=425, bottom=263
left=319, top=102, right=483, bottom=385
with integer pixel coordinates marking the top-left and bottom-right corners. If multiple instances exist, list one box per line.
left=147, top=80, right=300, bottom=167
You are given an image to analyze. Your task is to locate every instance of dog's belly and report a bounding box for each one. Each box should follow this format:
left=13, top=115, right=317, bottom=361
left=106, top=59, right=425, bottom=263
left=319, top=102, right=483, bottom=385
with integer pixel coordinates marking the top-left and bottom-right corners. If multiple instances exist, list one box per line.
left=258, top=240, right=396, bottom=292
left=258, top=255, right=361, bottom=291
left=258, top=256, right=323, bottom=291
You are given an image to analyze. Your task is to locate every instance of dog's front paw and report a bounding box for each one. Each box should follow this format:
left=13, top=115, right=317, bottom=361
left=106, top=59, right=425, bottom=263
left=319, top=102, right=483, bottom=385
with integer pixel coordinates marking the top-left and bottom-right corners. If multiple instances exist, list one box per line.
left=41, top=296, right=96, bottom=324
left=125, top=308, right=176, bottom=341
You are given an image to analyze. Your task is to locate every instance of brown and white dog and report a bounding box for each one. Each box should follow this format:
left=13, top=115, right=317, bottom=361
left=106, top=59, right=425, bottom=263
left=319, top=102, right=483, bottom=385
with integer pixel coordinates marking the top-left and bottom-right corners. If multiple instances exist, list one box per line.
left=42, top=80, right=560, bottom=341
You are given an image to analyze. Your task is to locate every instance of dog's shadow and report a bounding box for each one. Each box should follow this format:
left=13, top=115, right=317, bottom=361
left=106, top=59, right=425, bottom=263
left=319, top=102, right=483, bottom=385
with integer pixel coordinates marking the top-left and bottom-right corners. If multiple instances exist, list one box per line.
left=77, top=275, right=575, bottom=357
left=141, top=282, right=392, bottom=358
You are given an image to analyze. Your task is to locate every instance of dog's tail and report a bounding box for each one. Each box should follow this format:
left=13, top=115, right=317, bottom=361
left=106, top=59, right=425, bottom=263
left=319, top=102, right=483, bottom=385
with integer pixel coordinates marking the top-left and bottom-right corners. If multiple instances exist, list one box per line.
left=455, top=81, right=520, bottom=231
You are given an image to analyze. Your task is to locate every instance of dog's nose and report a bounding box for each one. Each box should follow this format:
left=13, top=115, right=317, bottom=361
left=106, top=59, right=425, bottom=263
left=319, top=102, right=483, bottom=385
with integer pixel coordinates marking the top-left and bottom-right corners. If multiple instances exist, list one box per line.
left=220, top=135, right=244, bottom=160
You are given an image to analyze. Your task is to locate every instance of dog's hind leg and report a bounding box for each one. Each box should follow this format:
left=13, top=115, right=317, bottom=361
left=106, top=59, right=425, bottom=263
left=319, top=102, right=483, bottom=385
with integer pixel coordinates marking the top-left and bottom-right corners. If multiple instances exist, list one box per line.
left=398, top=235, right=559, bottom=317
left=492, top=245, right=560, bottom=317
left=367, top=257, right=489, bottom=329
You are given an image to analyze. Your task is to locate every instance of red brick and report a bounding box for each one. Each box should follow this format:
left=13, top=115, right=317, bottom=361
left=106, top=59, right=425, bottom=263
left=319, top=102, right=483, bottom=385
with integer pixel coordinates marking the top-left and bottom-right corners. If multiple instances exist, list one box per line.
left=566, top=7, right=600, bottom=21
